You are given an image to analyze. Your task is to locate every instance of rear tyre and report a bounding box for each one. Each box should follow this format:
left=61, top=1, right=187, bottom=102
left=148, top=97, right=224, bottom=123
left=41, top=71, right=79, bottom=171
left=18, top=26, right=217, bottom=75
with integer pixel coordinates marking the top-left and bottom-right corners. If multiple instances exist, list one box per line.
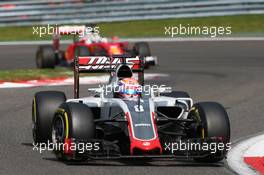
left=133, top=42, right=151, bottom=56
left=32, top=91, right=66, bottom=144
left=188, top=102, right=230, bottom=163
left=160, top=91, right=190, bottom=98
left=133, top=42, right=152, bottom=68
left=52, top=102, right=95, bottom=161
left=36, top=45, right=56, bottom=68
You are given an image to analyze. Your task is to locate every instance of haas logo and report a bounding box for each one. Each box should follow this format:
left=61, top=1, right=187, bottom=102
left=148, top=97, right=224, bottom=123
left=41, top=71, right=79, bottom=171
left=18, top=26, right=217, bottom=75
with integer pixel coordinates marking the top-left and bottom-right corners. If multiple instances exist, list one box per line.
left=79, top=57, right=140, bottom=70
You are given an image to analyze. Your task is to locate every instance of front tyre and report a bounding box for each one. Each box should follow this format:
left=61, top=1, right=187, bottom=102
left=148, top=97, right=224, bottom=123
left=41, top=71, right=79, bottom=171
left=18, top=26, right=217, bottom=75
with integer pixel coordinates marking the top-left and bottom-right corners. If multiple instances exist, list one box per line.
left=52, top=102, right=95, bottom=161
left=188, top=102, right=230, bottom=163
left=32, top=91, right=66, bottom=144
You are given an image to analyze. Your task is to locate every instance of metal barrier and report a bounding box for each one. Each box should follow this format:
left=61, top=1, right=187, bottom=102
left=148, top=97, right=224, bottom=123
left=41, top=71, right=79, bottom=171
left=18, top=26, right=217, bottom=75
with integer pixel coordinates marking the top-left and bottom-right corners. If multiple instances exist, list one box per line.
left=0, top=0, right=264, bottom=27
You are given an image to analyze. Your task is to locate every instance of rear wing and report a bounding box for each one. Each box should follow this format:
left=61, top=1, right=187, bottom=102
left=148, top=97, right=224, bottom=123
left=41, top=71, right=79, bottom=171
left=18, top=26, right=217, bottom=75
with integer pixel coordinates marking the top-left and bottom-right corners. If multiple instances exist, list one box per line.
left=77, top=56, right=143, bottom=73
left=73, top=55, right=145, bottom=98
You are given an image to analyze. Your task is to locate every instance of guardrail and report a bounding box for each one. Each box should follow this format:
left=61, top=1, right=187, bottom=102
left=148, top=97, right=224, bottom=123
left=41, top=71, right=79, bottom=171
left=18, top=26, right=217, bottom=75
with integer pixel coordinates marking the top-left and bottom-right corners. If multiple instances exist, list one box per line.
left=0, top=0, right=264, bottom=27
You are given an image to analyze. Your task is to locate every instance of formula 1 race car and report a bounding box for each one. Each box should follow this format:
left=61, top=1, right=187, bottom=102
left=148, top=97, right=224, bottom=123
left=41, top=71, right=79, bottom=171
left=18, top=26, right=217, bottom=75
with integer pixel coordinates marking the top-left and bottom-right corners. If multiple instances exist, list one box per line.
left=35, top=25, right=157, bottom=69
left=32, top=55, right=230, bottom=163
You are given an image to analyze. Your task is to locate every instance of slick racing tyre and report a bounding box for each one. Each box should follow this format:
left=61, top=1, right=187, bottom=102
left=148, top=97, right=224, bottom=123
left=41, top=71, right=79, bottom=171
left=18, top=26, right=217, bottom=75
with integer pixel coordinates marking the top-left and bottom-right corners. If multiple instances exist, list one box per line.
left=133, top=42, right=152, bottom=68
left=52, top=102, right=95, bottom=161
left=32, top=91, right=66, bottom=144
left=133, top=42, right=151, bottom=57
left=36, top=45, right=56, bottom=68
left=160, top=91, right=190, bottom=98
left=188, top=102, right=230, bottom=163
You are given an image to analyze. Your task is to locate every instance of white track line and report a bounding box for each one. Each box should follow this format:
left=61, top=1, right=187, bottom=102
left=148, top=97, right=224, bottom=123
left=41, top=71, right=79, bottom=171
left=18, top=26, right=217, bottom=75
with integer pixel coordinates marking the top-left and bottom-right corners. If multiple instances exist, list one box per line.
left=1, top=37, right=264, bottom=45
left=244, top=139, right=264, bottom=157
left=0, top=73, right=168, bottom=89
left=227, top=134, right=264, bottom=175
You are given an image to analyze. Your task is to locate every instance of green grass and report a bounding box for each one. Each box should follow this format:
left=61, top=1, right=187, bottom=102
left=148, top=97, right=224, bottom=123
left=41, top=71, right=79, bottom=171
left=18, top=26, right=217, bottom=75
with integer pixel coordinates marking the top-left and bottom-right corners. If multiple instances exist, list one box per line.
left=0, top=14, right=264, bottom=41
left=0, top=68, right=105, bottom=82
left=0, top=68, right=72, bottom=81
left=100, top=14, right=264, bottom=37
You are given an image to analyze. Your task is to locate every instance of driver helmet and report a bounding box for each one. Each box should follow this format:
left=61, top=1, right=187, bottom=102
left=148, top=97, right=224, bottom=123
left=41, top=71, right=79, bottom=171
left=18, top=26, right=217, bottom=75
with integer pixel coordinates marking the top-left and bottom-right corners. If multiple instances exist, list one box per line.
left=117, top=78, right=141, bottom=98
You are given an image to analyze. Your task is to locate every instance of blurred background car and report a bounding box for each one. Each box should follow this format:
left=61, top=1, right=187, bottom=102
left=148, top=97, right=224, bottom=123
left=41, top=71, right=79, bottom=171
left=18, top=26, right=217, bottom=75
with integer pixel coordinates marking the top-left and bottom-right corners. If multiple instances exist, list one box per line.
left=36, top=25, right=157, bottom=69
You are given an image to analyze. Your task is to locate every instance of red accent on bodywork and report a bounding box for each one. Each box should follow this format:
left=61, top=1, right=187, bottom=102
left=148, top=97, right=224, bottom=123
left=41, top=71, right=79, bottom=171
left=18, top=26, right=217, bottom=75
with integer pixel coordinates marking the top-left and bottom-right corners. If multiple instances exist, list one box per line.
left=79, top=57, right=90, bottom=65
left=63, top=138, right=73, bottom=155
left=125, top=112, right=162, bottom=155
left=64, top=43, right=90, bottom=61
left=64, top=41, right=129, bottom=62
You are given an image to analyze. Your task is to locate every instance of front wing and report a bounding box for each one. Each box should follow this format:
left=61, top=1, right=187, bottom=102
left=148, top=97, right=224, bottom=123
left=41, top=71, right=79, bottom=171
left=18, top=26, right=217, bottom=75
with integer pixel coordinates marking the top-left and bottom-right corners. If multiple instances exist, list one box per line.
left=65, top=137, right=227, bottom=161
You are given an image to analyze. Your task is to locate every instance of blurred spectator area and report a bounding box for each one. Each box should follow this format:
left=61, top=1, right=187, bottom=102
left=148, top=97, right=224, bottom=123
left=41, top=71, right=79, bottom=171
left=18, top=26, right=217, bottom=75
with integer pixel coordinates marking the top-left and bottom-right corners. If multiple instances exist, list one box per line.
left=0, top=0, right=264, bottom=27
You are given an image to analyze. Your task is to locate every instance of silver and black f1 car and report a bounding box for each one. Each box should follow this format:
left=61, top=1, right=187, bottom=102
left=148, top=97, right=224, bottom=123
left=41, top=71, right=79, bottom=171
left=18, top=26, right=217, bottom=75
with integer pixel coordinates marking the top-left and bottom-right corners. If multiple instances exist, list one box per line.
left=32, top=56, right=230, bottom=163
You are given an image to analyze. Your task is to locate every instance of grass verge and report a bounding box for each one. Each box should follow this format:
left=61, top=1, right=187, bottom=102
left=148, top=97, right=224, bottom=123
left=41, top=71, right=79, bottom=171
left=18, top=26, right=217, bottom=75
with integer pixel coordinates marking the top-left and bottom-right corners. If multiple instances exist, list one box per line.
left=0, top=68, right=72, bottom=82
left=0, top=68, right=105, bottom=82
left=0, top=14, right=263, bottom=41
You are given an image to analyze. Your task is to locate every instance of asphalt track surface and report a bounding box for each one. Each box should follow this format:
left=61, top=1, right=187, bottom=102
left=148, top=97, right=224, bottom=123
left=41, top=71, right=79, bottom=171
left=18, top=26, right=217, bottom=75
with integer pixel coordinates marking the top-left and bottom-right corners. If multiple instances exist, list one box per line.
left=0, top=40, right=264, bottom=175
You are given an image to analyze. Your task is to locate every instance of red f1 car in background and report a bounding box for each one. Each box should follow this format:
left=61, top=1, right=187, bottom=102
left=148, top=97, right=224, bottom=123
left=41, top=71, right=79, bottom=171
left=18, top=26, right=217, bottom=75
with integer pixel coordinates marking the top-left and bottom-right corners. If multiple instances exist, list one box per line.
left=36, top=25, right=157, bottom=69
